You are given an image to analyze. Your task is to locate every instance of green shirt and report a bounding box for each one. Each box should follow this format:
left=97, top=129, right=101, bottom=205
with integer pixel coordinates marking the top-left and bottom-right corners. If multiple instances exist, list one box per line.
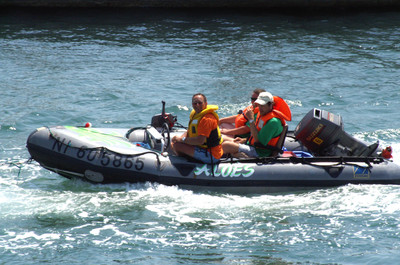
left=248, top=117, right=283, bottom=157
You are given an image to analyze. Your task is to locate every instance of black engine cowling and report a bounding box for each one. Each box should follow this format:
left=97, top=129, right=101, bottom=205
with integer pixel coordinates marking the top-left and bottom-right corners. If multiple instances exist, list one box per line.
left=294, top=109, right=379, bottom=157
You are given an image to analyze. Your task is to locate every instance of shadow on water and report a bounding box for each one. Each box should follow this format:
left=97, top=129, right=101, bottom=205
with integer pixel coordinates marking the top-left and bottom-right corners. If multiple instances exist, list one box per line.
left=1, top=5, right=400, bottom=23
left=2, top=7, right=400, bottom=39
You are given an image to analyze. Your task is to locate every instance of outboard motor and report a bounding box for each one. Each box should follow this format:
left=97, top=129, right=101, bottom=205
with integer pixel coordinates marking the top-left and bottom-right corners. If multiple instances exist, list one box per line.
left=294, top=109, right=380, bottom=157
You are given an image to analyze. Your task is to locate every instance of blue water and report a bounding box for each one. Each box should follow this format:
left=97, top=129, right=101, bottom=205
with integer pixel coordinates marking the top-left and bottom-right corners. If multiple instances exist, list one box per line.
left=1, top=9, right=400, bottom=264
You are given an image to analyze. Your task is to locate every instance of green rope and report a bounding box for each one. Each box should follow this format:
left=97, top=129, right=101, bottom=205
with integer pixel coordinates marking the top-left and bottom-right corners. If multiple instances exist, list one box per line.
left=1, top=158, right=33, bottom=178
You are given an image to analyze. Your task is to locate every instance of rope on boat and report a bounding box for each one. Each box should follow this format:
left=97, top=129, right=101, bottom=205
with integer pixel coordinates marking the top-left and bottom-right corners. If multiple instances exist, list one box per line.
left=219, top=154, right=386, bottom=169
left=291, top=156, right=386, bottom=169
left=171, top=122, right=187, bottom=129
left=0, top=158, right=34, bottom=178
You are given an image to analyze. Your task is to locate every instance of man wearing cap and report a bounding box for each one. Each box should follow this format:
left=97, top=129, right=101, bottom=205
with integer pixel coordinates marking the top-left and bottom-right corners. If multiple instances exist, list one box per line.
left=222, top=91, right=286, bottom=157
left=218, top=88, right=266, bottom=139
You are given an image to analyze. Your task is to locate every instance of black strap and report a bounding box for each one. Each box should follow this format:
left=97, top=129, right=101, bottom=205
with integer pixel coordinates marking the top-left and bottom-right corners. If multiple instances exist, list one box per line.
left=209, top=148, right=215, bottom=177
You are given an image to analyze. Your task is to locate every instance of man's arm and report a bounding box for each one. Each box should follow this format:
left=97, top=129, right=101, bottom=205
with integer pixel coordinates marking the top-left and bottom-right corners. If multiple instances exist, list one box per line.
left=219, top=115, right=237, bottom=125
left=221, top=125, right=250, bottom=136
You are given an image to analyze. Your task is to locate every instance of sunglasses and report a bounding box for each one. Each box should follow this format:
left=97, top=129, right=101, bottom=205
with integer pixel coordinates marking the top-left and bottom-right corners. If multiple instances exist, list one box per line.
left=192, top=101, right=204, bottom=105
left=251, top=97, right=257, bottom=101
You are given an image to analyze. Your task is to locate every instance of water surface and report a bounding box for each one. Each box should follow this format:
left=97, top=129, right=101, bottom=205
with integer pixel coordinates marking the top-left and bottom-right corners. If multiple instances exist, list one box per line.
left=1, top=9, right=400, bottom=264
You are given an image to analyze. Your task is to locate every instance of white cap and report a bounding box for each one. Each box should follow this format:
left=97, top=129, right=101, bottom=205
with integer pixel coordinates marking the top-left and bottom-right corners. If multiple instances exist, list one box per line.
left=255, top=92, right=274, bottom=105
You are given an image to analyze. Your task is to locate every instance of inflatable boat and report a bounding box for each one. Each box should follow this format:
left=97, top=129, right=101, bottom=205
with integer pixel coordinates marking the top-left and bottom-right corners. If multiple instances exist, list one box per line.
left=26, top=105, right=399, bottom=194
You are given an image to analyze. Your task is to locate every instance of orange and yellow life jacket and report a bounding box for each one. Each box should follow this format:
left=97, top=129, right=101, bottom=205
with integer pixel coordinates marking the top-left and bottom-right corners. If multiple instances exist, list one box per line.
left=188, top=105, right=223, bottom=149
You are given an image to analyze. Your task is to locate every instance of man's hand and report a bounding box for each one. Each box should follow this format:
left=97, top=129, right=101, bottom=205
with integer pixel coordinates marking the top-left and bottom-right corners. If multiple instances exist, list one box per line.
left=245, top=109, right=255, bottom=121
left=233, top=137, right=246, bottom=144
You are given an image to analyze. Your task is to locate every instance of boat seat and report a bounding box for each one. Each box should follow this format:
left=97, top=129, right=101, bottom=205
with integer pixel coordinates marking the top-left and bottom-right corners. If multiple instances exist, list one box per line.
left=271, top=124, right=289, bottom=157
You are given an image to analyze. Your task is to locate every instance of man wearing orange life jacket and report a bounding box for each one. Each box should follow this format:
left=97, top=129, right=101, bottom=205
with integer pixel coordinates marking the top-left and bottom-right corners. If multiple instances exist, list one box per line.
left=171, top=93, right=223, bottom=164
left=219, top=88, right=265, bottom=139
left=222, top=91, right=290, bottom=157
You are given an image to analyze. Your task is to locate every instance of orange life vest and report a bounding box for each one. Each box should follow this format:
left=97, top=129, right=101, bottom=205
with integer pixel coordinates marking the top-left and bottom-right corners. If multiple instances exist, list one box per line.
left=249, top=96, right=291, bottom=148
left=249, top=110, right=286, bottom=146
left=272, top=96, right=291, bottom=121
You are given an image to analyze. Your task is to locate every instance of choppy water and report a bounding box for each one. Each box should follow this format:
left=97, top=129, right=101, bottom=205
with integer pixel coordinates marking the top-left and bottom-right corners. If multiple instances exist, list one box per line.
left=1, top=8, right=400, bottom=264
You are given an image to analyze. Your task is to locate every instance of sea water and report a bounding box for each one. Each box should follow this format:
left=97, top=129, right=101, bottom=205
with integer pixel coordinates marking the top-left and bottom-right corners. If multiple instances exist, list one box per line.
left=1, top=8, right=400, bottom=264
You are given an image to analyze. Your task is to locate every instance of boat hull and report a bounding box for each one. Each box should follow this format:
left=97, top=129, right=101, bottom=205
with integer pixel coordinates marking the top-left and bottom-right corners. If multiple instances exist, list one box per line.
left=27, top=126, right=400, bottom=193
